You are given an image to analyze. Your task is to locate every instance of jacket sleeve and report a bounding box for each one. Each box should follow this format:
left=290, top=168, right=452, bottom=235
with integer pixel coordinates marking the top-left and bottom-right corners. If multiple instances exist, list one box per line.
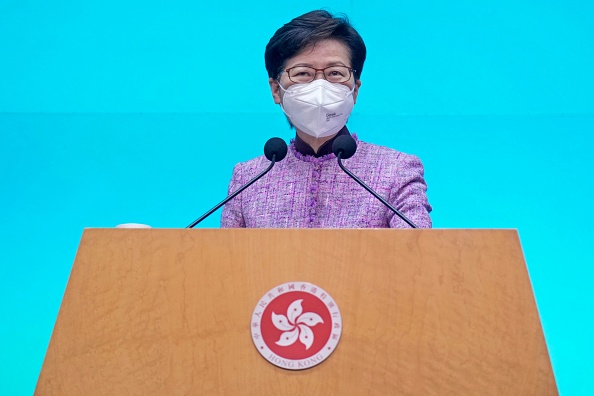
left=389, top=154, right=432, bottom=228
left=220, top=163, right=246, bottom=228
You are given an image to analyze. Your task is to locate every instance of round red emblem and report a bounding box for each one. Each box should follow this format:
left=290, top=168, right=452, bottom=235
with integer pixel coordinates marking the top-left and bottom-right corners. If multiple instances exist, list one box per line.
left=250, top=282, right=342, bottom=370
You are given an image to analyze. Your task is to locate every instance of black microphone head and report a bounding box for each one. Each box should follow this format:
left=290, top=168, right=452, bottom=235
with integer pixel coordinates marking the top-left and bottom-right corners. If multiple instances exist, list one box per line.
left=264, top=137, right=288, bottom=162
left=332, top=135, right=357, bottom=159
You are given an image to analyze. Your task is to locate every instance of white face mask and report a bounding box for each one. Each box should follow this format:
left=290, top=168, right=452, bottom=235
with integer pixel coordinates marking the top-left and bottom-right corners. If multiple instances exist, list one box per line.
left=279, top=79, right=355, bottom=139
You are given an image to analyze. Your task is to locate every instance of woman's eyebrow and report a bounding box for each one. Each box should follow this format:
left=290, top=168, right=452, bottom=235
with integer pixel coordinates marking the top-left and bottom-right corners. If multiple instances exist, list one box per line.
left=288, top=61, right=348, bottom=68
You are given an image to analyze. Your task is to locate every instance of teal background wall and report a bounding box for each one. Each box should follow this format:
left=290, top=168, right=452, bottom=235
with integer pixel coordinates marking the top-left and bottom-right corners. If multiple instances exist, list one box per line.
left=1, top=1, right=593, bottom=394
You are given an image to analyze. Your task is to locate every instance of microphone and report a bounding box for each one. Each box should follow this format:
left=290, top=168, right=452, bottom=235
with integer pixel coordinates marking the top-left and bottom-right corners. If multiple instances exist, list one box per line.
left=186, top=137, right=288, bottom=228
left=263, top=137, right=288, bottom=161
left=332, top=135, right=418, bottom=228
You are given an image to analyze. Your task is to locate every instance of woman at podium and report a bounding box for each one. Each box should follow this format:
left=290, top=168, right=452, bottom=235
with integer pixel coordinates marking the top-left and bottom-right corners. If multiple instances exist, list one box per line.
left=221, top=10, right=432, bottom=229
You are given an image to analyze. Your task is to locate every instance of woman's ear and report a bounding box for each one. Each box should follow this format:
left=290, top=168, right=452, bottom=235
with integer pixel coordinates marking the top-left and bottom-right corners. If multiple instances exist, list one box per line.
left=353, top=79, right=362, bottom=104
left=269, top=78, right=282, bottom=104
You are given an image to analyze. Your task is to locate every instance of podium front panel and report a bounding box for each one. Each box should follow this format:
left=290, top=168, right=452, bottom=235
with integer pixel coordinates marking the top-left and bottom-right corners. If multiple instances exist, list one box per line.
left=36, top=229, right=557, bottom=395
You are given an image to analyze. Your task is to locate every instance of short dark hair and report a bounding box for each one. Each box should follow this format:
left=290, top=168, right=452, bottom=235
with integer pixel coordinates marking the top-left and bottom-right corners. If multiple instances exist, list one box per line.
left=265, top=10, right=367, bottom=81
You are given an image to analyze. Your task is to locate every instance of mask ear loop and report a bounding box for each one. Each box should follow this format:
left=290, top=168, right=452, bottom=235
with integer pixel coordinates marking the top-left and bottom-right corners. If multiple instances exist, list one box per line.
left=276, top=80, right=293, bottom=119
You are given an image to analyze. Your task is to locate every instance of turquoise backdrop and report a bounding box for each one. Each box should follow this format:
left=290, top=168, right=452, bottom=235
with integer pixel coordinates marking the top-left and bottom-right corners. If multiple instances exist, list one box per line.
left=1, top=1, right=593, bottom=394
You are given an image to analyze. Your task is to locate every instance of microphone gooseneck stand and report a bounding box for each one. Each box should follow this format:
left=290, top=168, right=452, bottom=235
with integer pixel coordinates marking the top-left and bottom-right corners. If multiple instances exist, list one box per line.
left=186, top=137, right=287, bottom=228
left=332, top=135, right=418, bottom=229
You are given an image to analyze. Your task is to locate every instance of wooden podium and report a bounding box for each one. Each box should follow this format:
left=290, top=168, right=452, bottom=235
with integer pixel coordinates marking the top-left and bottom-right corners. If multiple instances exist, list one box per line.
left=36, top=229, right=557, bottom=395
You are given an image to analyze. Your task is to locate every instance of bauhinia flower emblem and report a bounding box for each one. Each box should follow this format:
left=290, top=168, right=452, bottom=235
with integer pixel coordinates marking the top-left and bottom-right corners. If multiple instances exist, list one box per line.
left=272, top=299, right=324, bottom=350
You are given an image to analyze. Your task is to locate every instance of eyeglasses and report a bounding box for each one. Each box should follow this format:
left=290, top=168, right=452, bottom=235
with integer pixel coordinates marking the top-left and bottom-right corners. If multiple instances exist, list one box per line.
left=284, top=66, right=356, bottom=84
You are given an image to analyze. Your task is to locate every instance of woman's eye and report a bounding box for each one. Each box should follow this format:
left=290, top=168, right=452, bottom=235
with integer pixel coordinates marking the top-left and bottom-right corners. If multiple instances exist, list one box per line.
left=328, top=69, right=346, bottom=77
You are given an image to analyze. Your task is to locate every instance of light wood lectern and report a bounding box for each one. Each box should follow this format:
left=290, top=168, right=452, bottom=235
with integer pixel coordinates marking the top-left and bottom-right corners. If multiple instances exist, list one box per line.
left=36, top=229, right=557, bottom=395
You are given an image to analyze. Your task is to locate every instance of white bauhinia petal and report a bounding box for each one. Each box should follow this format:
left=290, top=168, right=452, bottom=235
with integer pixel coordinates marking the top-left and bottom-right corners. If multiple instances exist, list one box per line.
left=296, top=312, right=324, bottom=327
left=275, top=328, right=299, bottom=347
left=272, top=312, right=295, bottom=331
left=287, top=299, right=304, bottom=324
left=298, top=324, right=314, bottom=350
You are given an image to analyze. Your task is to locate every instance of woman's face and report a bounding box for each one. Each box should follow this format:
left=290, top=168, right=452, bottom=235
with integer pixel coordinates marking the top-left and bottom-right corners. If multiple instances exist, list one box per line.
left=269, top=39, right=361, bottom=105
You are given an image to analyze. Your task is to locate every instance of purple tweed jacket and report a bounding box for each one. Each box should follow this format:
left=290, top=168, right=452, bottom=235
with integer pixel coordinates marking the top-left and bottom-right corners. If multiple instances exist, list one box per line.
left=220, top=136, right=432, bottom=228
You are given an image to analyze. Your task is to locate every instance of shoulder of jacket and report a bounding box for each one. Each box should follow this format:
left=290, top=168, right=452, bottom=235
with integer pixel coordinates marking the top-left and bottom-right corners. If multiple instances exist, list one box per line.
left=235, top=155, right=269, bottom=170
left=356, top=140, right=406, bottom=159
